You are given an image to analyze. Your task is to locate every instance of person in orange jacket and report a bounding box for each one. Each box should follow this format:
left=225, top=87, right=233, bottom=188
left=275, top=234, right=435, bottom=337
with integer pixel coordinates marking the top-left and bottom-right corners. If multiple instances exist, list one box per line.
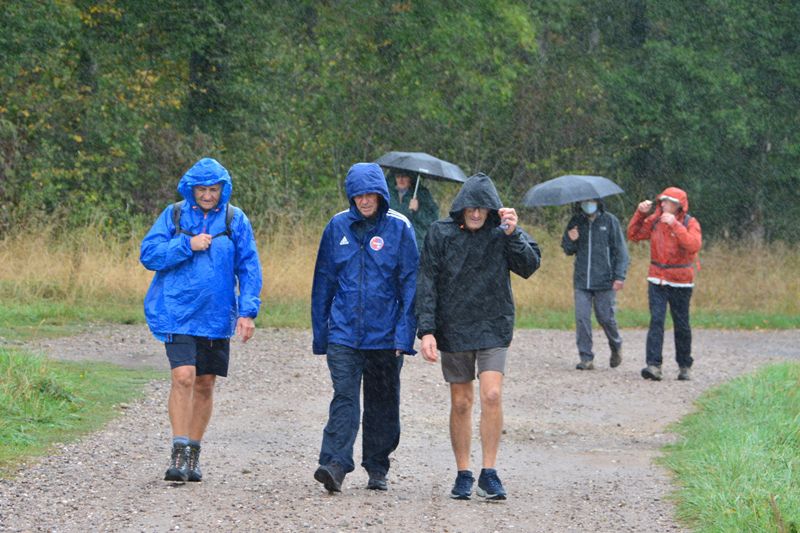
left=627, top=187, right=702, bottom=381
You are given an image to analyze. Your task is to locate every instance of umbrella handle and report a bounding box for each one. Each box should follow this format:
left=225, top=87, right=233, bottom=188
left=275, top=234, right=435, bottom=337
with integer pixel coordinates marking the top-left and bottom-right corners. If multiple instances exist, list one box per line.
left=412, top=176, right=421, bottom=199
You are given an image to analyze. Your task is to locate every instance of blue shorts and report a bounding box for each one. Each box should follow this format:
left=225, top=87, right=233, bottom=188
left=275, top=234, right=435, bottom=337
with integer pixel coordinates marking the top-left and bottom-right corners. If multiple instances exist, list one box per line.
left=165, top=334, right=230, bottom=376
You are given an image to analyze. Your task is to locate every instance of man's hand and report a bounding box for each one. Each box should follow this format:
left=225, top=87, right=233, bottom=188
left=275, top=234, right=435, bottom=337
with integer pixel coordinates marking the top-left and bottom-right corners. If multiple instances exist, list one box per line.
left=660, top=212, right=676, bottom=226
left=498, top=207, right=518, bottom=235
left=409, top=198, right=419, bottom=212
left=421, top=334, right=438, bottom=363
left=638, top=200, right=653, bottom=213
left=567, top=227, right=579, bottom=241
left=612, top=280, right=624, bottom=291
left=235, top=317, right=255, bottom=343
left=190, top=233, right=212, bottom=251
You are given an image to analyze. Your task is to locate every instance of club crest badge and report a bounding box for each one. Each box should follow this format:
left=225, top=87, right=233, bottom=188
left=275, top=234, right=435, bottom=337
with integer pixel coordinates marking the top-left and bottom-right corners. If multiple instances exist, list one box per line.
left=369, top=236, right=384, bottom=251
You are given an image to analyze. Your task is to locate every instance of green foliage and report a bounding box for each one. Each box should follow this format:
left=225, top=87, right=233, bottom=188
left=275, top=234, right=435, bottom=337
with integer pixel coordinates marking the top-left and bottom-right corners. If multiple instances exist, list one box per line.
left=0, top=1, right=797, bottom=239
left=661, top=362, right=800, bottom=530
left=0, top=348, right=161, bottom=476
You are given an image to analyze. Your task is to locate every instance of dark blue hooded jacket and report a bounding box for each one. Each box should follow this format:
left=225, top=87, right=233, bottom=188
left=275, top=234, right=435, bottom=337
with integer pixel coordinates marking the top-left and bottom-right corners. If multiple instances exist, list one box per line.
left=140, top=158, right=262, bottom=341
left=311, top=162, right=419, bottom=354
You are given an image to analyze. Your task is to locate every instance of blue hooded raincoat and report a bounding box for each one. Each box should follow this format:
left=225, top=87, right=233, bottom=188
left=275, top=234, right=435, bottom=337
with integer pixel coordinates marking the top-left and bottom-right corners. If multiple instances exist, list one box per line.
left=311, top=162, right=419, bottom=355
left=140, top=158, right=262, bottom=341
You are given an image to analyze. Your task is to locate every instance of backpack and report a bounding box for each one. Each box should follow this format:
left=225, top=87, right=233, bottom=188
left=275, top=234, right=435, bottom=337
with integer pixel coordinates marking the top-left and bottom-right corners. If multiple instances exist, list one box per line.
left=172, top=200, right=235, bottom=239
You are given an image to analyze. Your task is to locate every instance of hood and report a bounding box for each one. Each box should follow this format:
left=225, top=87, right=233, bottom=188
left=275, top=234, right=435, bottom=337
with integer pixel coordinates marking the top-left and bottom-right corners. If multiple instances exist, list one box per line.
left=177, top=158, right=233, bottom=207
left=345, top=162, right=390, bottom=216
left=449, top=173, right=503, bottom=221
left=657, top=186, right=689, bottom=213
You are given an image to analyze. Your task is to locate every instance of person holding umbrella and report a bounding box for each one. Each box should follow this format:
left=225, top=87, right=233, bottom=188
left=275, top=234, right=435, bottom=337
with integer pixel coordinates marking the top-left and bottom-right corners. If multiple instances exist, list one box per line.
left=388, top=169, right=440, bottom=250
left=561, top=198, right=629, bottom=370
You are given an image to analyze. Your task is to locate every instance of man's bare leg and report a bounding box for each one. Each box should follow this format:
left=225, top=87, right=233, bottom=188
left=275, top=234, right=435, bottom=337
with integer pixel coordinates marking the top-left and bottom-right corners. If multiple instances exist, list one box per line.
left=478, top=370, right=504, bottom=469
left=449, top=382, right=474, bottom=470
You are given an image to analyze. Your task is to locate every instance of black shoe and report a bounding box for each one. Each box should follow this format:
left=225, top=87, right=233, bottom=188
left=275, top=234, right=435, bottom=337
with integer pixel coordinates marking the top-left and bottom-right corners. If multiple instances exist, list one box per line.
left=641, top=365, right=663, bottom=381
left=610, top=346, right=622, bottom=368
left=677, top=367, right=692, bottom=381
left=314, top=462, right=345, bottom=493
left=164, top=443, right=189, bottom=482
left=186, top=444, right=202, bottom=482
left=576, top=359, right=594, bottom=370
left=450, top=470, right=474, bottom=500
left=367, top=471, right=388, bottom=491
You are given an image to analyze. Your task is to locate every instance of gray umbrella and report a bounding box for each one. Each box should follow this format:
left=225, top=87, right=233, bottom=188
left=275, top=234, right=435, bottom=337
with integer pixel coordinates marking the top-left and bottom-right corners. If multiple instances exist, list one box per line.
left=522, top=174, right=624, bottom=207
left=375, top=151, right=467, bottom=199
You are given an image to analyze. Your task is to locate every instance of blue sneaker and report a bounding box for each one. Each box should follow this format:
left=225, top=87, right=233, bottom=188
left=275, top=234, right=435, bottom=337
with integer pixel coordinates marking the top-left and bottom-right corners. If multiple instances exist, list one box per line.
left=450, top=470, right=474, bottom=500
left=476, top=468, right=507, bottom=500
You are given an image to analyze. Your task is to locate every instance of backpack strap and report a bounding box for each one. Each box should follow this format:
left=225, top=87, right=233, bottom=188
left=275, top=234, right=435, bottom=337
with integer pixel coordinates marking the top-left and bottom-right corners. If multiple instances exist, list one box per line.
left=172, top=200, right=235, bottom=240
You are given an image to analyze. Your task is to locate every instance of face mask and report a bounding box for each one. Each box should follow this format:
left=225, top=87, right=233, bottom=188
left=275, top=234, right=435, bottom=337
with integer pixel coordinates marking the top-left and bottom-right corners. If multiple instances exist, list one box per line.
left=580, top=201, right=598, bottom=215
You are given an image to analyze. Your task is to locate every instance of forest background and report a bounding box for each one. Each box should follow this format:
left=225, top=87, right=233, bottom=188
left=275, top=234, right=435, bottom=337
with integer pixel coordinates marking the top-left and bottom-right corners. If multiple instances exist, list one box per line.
left=2, top=0, right=798, bottom=242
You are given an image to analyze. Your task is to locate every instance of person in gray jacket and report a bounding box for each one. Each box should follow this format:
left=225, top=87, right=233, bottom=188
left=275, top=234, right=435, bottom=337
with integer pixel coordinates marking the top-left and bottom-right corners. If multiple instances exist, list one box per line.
left=561, top=199, right=629, bottom=370
left=417, top=173, right=541, bottom=501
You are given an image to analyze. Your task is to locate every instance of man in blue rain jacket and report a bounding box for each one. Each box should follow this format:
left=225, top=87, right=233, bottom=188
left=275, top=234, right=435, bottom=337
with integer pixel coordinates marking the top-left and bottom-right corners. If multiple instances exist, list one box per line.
left=311, top=162, right=419, bottom=493
left=141, top=157, right=262, bottom=483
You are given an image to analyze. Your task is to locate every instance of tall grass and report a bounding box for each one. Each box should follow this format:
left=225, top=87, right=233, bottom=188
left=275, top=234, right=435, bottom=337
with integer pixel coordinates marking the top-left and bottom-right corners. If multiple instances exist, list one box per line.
left=661, top=362, right=800, bottom=531
left=0, top=347, right=161, bottom=477
left=1, top=222, right=798, bottom=331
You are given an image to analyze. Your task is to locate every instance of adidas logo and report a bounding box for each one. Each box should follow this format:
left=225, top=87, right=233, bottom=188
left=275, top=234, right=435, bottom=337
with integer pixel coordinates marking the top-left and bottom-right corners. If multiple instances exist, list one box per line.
left=339, top=236, right=349, bottom=246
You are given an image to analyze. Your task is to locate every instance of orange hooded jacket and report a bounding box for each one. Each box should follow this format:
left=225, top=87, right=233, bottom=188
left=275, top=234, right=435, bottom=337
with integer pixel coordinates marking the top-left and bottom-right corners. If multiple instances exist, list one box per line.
left=627, top=187, right=702, bottom=285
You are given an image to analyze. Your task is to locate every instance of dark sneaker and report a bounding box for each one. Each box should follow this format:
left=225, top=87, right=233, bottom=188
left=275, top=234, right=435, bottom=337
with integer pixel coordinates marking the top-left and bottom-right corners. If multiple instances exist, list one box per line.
left=610, top=346, right=622, bottom=368
left=186, top=444, right=202, bottom=482
left=450, top=470, right=474, bottom=500
left=677, top=367, right=692, bottom=381
left=164, top=443, right=189, bottom=482
left=367, top=471, right=388, bottom=491
left=576, top=359, right=594, bottom=370
left=314, top=462, right=345, bottom=493
left=476, top=468, right=507, bottom=500
left=641, top=365, right=663, bottom=381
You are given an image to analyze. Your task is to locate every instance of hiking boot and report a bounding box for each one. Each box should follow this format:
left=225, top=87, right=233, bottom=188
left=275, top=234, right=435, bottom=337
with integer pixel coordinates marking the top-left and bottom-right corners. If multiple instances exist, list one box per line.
left=164, top=443, right=189, bottom=482
left=610, top=346, right=622, bottom=368
left=575, top=359, right=594, bottom=370
left=476, top=468, right=507, bottom=500
left=677, top=367, right=692, bottom=381
left=641, top=365, right=663, bottom=381
left=314, top=462, right=345, bottom=493
left=186, top=444, right=202, bottom=482
left=366, top=471, right=388, bottom=491
left=450, top=470, right=474, bottom=500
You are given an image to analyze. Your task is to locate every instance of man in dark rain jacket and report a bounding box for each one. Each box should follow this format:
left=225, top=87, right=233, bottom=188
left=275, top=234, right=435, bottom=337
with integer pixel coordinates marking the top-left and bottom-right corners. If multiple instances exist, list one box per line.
left=311, top=162, right=419, bottom=493
left=561, top=199, right=629, bottom=371
left=387, top=170, right=440, bottom=250
left=141, top=157, right=262, bottom=483
left=416, top=173, right=541, bottom=501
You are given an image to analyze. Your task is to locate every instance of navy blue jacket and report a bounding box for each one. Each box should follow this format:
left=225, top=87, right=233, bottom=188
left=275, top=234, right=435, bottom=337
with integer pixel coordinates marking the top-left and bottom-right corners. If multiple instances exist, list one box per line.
left=311, top=163, right=419, bottom=355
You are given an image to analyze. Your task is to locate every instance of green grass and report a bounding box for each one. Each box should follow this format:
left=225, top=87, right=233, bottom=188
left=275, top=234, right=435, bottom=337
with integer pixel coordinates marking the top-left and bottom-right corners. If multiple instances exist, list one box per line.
left=661, top=362, right=800, bottom=532
left=0, top=348, right=163, bottom=477
left=0, top=300, right=143, bottom=341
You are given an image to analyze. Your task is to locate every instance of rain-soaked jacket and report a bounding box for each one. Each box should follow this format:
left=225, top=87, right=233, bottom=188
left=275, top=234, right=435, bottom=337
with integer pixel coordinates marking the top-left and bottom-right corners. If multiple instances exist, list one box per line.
left=311, top=162, right=419, bottom=355
left=141, top=158, right=262, bottom=341
left=561, top=203, right=629, bottom=290
left=627, top=186, right=702, bottom=286
left=388, top=179, right=439, bottom=250
left=416, top=173, right=541, bottom=352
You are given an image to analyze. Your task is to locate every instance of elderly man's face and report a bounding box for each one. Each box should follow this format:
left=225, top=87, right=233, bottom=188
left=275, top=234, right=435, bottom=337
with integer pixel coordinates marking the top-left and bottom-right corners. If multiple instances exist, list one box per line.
left=355, top=193, right=380, bottom=218
left=660, top=198, right=680, bottom=215
left=194, top=183, right=222, bottom=212
left=463, top=207, right=489, bottom=231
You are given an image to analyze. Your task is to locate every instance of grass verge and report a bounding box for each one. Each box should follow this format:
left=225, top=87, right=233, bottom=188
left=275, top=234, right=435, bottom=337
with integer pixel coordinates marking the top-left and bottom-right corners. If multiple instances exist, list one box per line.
left=661, top=362, right=800, bottom=531
left=0, top=347, right=163, bottom=478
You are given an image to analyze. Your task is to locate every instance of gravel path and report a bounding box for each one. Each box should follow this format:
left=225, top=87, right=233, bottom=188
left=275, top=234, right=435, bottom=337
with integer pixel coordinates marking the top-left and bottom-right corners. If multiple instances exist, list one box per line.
left=1, top=325, right=799, bottom=532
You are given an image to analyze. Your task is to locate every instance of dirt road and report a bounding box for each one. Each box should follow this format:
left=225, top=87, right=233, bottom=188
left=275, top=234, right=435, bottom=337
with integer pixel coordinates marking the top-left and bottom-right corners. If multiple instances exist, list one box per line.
left=1, top=326, right=798, bottom=532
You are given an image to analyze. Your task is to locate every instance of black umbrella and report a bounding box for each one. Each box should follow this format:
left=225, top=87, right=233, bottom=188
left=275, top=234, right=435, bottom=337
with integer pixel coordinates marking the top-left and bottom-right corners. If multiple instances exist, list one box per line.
left=375, top=151, right=467, bottom=199
left=522, top=175, right=624, bottom=207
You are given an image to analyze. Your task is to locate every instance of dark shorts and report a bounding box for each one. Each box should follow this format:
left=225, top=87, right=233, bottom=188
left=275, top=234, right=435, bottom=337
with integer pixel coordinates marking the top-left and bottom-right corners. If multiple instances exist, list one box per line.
left=165, top=334, right=230, bottom=376
left=440, top=347, right=508, bottom=383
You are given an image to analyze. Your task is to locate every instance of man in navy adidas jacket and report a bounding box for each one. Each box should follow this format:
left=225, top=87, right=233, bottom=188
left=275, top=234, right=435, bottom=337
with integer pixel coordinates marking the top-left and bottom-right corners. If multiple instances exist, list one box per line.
left=311, top=162, right=419, bottom=493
